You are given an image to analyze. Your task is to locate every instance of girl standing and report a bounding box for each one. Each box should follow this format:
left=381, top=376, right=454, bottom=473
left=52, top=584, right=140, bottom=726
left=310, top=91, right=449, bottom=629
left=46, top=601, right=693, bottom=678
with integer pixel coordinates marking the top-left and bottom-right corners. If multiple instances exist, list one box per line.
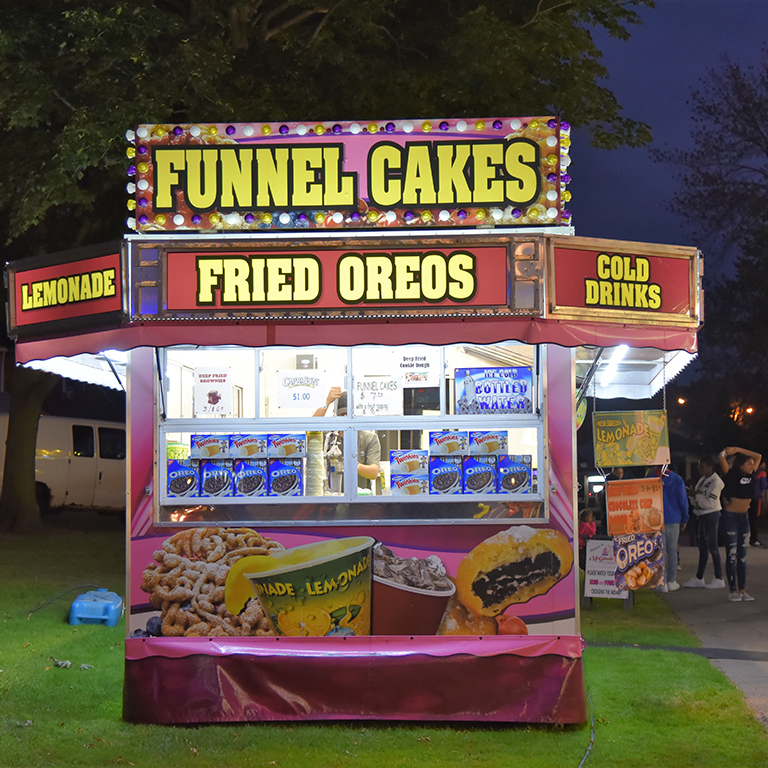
left=718, top=446, right=762, bottom=601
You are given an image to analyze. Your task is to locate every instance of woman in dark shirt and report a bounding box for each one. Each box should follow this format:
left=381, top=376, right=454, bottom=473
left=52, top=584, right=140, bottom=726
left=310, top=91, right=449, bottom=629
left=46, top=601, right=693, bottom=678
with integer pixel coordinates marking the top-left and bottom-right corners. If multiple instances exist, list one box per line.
left=718, top=446, right=762, bottom=601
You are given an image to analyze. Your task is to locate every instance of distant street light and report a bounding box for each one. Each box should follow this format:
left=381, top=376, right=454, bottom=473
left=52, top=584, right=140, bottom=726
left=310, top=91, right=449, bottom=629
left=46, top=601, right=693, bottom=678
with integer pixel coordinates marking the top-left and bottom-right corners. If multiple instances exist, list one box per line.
left=677, top=397, right=686, bottom=405
left=746, top=407, right=754, bottom=414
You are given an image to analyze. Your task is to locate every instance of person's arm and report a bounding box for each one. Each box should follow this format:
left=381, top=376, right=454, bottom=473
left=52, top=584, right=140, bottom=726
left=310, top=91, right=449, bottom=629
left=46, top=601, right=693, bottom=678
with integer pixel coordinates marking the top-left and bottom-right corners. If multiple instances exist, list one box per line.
left=357, top=461, right=380, bottom=480
left=312, top=386, right=342, bottom=417
left=720, top=446, right=762, bottom=469
left=356, top=431, right=381, bottom=481
left=676, top=475, right=690, bottom=526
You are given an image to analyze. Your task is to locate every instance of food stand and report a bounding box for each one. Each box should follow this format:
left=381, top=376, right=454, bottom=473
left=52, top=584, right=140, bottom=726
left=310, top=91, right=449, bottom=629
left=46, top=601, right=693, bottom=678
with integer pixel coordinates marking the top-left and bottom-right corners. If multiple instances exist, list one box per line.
left=5, top=117, right=702, bottom=725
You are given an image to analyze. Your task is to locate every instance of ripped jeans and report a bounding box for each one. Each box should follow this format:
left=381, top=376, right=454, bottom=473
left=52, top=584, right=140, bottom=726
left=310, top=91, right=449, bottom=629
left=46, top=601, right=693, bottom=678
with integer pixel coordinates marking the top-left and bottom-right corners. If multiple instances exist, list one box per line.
left=722, top=509, right=750, bottom=592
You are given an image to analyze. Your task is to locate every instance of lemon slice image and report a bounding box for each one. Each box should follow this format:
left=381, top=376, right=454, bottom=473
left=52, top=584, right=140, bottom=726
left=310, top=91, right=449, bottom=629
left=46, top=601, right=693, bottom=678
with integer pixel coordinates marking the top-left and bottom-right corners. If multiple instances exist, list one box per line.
left=277, top=606, right=332, bottom=637
left=224, top=555, right=272, bottom=615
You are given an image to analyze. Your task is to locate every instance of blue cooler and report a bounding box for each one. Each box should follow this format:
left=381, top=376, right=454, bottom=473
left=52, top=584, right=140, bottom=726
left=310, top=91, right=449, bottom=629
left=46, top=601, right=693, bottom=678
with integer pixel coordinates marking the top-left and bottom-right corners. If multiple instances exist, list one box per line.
left=69, top=589, right=124, bottom=627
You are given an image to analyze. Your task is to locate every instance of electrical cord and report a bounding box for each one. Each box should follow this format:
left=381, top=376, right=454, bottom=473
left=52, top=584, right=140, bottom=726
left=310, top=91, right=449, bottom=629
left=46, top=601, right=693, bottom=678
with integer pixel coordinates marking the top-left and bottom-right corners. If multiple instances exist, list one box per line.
left=28, top=584, right=105, bottom=616
left=577, top=689, right=596, bottom=767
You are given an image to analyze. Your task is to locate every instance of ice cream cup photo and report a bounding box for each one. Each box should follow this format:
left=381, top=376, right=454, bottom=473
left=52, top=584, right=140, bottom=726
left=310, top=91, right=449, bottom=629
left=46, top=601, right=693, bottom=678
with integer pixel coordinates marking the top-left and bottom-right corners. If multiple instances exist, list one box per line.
left=240, top=537, right=375, bottom=637
left=372, top=577, right=456, bottom=635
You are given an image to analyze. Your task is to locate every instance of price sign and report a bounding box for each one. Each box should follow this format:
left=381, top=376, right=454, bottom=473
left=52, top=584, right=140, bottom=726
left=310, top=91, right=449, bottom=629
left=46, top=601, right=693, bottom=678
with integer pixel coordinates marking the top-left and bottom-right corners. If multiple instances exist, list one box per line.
left=194, top=367, right=233, bottom=416
left=276, top=371, right=327, bottom=410
left=352, top=376, right=403, bottom=416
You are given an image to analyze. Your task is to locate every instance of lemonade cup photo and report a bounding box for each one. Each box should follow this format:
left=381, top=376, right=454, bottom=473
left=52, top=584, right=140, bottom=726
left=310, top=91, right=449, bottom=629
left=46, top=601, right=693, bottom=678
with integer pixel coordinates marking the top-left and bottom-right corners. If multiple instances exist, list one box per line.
left=225, top=536, right=375, bottom=637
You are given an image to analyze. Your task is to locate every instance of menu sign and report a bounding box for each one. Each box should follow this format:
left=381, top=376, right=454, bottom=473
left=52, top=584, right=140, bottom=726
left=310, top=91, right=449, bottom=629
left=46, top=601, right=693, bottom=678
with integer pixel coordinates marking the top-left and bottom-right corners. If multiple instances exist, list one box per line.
left=593, top=410, right=670, bottom=467
left=605, top=477, right=663, bottom=536
left=353, top=376, right=403, bottom=416
left=193, top=367, right=232, bottom=416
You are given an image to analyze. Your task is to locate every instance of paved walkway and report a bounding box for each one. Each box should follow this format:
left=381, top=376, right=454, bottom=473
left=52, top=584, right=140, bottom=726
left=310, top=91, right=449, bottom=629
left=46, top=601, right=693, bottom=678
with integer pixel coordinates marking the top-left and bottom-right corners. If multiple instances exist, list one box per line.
left=663, top=542, right=768, bottom=729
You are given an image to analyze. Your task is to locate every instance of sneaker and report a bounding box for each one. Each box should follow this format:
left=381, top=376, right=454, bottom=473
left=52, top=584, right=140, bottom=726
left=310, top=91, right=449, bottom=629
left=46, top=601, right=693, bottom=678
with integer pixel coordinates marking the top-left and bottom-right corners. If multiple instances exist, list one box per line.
left=705, top=578, right=726, bottom=589
left=753, top=540, right=763, bottom=547
left=728, top=592, right=742, bottom=602
left=683, top=577, right=706, bottom=588
left=741, top=592, right=756, bottom=602
left=667, top=581, right=680, bottom=592
left=657, top=583, right=668, bottom=593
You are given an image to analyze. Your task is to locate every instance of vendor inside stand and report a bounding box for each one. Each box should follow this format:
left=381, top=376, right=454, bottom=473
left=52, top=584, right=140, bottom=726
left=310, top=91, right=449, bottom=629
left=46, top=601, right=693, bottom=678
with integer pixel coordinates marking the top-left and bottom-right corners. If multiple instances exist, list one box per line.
left=314, top=386, right=381, bottom=493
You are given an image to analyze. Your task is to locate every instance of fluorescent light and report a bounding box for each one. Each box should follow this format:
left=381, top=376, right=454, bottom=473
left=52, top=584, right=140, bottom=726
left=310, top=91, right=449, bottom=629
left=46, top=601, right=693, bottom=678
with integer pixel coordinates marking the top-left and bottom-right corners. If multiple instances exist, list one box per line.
left=599, top=344, right=629, bottom=388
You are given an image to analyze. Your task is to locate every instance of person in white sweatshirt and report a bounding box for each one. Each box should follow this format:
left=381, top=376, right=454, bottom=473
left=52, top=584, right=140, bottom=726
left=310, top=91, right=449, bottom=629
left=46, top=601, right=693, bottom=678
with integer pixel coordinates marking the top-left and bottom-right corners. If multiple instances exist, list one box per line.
left=684, top=456, right=725, bottom=589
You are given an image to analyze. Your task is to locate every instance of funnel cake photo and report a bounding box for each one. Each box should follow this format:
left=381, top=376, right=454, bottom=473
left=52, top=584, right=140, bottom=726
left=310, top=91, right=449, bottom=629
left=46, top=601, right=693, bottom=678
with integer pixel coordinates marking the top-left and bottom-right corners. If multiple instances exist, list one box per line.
left=456, top=525, right=573, bottom=616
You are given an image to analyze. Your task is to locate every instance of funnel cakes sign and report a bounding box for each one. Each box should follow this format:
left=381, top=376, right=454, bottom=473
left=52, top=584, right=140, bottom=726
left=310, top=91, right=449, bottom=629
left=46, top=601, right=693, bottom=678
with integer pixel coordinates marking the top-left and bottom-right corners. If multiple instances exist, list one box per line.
left=126, top=117, right=571, bottom=233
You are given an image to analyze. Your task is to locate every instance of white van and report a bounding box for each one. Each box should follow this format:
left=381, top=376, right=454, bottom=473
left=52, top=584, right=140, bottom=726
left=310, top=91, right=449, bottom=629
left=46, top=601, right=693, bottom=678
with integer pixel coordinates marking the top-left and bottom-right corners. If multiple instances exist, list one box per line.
left=0, top=413, right=126, bottom=512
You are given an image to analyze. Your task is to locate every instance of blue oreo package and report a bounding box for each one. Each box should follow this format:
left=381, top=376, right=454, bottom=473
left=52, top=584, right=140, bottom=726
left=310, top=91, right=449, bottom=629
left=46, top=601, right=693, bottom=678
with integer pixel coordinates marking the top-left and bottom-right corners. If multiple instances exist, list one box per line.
left=167, top=460, right=199, bottom=498
left=233, top=459, right=268, bottom=497
left=429, top=456, right=463, bottom=495
left=462, top=456, right=498, bottom=494
left=498, top=455, right=532, bottom=494
left=199, top=460, right=234, bottom=498
left=268, top=458, right=303, bottom=497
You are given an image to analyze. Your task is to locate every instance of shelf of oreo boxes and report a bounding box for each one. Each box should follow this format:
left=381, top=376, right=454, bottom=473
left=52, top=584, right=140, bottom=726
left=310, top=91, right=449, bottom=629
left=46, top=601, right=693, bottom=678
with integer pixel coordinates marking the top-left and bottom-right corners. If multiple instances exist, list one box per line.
left=164, top=430, right=536, bottom=503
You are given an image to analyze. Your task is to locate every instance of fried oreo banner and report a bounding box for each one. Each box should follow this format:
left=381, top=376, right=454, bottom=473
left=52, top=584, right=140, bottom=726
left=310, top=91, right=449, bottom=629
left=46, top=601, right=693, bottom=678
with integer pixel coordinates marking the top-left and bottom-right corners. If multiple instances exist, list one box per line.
left=127, top=117, right=571, bottom=233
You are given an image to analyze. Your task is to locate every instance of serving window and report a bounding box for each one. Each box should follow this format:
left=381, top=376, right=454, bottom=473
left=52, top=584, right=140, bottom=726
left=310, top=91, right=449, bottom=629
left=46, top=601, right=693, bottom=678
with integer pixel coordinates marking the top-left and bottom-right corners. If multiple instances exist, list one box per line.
left=157, top=342, right=546, bottom=526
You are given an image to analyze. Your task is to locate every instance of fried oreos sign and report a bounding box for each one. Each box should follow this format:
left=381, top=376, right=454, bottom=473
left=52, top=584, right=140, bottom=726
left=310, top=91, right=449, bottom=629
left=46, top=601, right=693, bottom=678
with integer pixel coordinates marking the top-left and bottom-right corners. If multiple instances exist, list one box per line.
left=164, top=245, right=509, bottom=314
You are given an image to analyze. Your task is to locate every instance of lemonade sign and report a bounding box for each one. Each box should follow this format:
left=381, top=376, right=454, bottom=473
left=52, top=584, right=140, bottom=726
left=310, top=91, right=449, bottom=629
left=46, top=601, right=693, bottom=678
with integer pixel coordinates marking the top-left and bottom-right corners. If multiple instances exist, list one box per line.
left=592, top=410, right=669, bottom=467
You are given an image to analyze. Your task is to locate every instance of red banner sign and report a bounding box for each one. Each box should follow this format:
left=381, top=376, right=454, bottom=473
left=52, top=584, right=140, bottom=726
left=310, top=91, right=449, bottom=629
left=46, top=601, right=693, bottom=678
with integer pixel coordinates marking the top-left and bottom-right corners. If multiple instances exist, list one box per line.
left=10, top=252, right=122, bottom=329
left=165, top=246, right=508, bottom=311
left=551, top=243, right=696, bottom=321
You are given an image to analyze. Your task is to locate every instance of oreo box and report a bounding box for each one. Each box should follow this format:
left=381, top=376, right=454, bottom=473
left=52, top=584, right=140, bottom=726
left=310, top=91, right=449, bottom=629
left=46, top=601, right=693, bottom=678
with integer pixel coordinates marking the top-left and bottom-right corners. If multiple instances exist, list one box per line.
left=389, top=449, right=428, bottom=475
left=229, top=434, right=269, bottom=459
left=498, top=455, right=532, bottom=494
left=268, top=433, right=307, bottom=458
left=429, top=456, right=463, bottom=495
left=429, top=431, right=468, bottom=456
left=268, top=458, right=303, bottom=497
left=233, top=459, right=268, bottom=497
left=463, top=456, right=498, bottom=494
left=390, top=474, right=430, bottom=496
left=468, top=431, right=507, bottom=456
left=167, top=459, right=200, bottom=498
left=200, top=460, right=234, bottom=498
left=190, top=434, right=230, bottom=459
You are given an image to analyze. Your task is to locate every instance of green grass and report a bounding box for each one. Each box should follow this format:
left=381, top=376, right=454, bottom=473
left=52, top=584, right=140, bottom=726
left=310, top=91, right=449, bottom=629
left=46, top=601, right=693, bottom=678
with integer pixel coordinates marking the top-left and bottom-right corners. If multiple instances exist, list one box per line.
left=2, top=518, right=768, bottom=767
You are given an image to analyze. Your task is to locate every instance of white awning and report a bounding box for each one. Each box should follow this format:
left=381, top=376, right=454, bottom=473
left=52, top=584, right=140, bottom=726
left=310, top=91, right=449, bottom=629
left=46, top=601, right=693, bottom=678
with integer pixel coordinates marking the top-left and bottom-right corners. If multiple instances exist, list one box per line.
left=22, top=351, right=127, bottom=391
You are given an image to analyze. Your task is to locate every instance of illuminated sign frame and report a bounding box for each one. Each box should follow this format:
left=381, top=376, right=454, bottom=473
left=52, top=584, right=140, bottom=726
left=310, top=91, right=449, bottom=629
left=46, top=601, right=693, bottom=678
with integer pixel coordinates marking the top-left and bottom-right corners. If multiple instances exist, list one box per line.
left=546, top=237, right=701, bottom=327
left=6, top=243, right=124, bottom=339
left=127, top=117, right=571, bottom=234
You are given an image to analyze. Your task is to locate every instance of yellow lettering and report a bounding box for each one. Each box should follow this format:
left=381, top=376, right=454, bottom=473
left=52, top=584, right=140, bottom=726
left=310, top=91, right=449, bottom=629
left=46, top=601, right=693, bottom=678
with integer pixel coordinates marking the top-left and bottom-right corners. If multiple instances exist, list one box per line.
left=250, top=257, right=266, bottom=301
left=322, top=146, right=356, bottom=207
left=596, top=253, right=610, bottom=280
left=447, top=251, right=475, bottom=300
left=197, top=259, right=223, bottom=303
left=185, top=149, right=218, bottom=210
left=79, top=274, right=92, bottom=301
left=337, top=254, right=366, bottom=303
left=67, top=276, right=80, bottom=303
left=368, top=143, right=402, bottom=207
left=365, top=255, right=394, bottom=300
left=154, top=149, right=185, bottom=209
left=421, top=253, right=447, bottom=301
left=21, top=285, right=32, bottom=310
left=648, top=283, right=661, bottom=309
left=292, top=147, right=324, bottom=207
left=255, top=147, right=289, bottom=207
left=43, top=280, right=56, bottom=307
left=103, top=269, right=116, bottom=297
left=221, top=258, right=251, bottom=303
left=504, top=141, right=539, bottom=204
left=393, top=254, right=421, bottom=300
left=266, top=257, right=293, bottom=302
left=436, top=144, right=472, bottom=204
left=292, top=257, right=321, bottom=302
left=402, top=145, right=436, bottom=205
left=472, top=143, right=504, bottom=203
left=219, top=148, right=253, bottom=208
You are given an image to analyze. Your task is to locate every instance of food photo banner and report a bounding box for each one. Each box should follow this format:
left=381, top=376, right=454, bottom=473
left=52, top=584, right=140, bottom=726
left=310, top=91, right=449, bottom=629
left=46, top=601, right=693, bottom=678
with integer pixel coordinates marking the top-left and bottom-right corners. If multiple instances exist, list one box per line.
left=593, top=410, right=670, bottom=467
left=126, top=117, right=571, bottom=233
left=605, top=477, right=663, bottom=536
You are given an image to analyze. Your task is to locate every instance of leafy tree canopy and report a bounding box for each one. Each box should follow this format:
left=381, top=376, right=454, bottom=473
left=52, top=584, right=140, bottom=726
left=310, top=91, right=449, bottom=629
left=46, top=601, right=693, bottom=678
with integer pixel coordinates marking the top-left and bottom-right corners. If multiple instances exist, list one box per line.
left=0, top=0, right=653, bottom=252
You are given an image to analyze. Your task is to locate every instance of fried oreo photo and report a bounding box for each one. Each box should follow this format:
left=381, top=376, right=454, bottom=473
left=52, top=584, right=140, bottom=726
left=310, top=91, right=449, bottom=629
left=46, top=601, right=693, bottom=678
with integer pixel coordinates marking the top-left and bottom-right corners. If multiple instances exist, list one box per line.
left=456, top=525, right=574, bottom=616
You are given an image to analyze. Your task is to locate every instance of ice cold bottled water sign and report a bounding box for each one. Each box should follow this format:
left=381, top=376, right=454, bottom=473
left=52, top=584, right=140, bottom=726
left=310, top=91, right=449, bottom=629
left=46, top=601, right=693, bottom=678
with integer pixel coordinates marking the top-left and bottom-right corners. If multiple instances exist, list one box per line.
left=353, top=376, right=404, bottom=416
left=454, top=367, right=533, bottom=415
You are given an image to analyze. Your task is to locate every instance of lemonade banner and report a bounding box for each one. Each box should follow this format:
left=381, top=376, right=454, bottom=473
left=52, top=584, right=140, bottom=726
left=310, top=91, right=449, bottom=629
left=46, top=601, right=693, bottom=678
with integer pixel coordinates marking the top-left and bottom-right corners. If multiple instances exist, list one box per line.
left=592, top=409, right=669, bottom=468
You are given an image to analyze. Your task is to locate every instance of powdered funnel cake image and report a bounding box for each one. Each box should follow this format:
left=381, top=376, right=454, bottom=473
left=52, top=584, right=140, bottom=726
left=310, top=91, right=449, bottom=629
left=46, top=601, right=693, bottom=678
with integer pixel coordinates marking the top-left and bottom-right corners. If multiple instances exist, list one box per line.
left=227, top=537, right=375, bottom=637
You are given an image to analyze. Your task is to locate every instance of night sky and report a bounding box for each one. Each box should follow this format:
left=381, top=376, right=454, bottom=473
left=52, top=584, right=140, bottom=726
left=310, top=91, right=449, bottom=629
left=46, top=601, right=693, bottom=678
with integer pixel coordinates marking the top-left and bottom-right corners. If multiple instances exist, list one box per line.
left=569, top=0, right=768, bottom=272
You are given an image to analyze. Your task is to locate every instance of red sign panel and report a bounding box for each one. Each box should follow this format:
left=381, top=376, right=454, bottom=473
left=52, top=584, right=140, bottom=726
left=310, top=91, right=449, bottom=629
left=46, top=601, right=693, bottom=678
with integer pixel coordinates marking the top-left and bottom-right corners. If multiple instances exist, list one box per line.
left=552, top=246, right=694, bottom=318
left=165, top=246, right=508, bottom=311
left=11, top=252, right=122, bottom=328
